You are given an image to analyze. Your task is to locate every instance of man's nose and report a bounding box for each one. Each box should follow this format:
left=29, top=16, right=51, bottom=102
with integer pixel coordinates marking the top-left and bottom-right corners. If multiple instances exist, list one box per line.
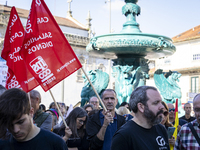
left=160, top=103, right=164, bottom=109
left=13, top=125, right=20, bottom=134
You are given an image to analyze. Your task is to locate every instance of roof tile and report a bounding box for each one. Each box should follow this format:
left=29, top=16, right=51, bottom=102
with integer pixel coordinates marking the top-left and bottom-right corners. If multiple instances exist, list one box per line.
left=172, top=24, right=200, bottom=43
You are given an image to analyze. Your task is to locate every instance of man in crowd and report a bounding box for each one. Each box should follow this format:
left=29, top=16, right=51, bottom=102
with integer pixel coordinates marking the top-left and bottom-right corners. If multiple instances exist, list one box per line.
left=174, top=94, right=200, bottom=149
left=0, top=88, right=68, bottom=150
left=111, top=86, right=170, bottom=150
left=167, top=103, right=187, bottom=128
left=179, top=102, right=195, bottom=122
left=86, top=89, right=125, bottom=150
left=30, top=90, right=52, bottom=131
left=89, top=96, right=100, bottom=110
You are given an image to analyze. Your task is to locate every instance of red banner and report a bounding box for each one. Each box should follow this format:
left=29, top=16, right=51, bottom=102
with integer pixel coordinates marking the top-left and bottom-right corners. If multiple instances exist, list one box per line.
left=20, top=0, right=82, bottom=91
left=1, top=7, right=39, bottom=92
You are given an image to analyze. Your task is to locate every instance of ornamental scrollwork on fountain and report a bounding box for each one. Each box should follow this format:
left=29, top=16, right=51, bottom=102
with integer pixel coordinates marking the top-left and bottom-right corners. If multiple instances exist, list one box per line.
left=122, top=3, right=140, bottom=16
left=90, top=38, right=175, bottom=50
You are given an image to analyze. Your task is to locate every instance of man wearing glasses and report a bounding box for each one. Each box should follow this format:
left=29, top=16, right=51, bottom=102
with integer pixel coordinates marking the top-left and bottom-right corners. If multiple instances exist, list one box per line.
left=174, top=94, right=200, bottom=149
left=167, top=103, right=187, bottom=131
left=89, top=96, right=100, bottom=110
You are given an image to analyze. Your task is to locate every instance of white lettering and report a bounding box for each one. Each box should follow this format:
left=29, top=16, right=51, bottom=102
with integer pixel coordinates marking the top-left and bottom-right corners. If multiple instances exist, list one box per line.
left=57, top=58, right=76, bottom=72
left=36, top=0, right=41, bottom=6
left=26, top=20, right=33, bottom=33
left=24, top=77, right=35, bottom=84
left=43, top=76, right=56, bottom=86
left=37, top=17, right=49, bottom=24
left=9, top=14, right=18, bottom=32
left=9, top=47, right=23, bottom=62
left=10, top=31, right=23, bottom=43
left=24, top=32, right=52, bottom=49
left=28, top=41, right=53, bottom=54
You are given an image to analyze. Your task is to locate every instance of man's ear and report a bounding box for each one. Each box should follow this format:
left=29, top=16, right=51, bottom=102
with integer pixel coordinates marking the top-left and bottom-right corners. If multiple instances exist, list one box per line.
left=137, top=103, right=145, bottom=113
left=116, top=98, right=118, bottom=105
left=30, top=107, right=34, bottom=117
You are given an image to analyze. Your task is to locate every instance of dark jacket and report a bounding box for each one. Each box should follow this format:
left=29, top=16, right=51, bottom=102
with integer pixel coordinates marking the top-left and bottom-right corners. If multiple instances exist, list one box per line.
left=86, top=109, right=125, bottom=150
left=33, top=109, right=52, bottom=131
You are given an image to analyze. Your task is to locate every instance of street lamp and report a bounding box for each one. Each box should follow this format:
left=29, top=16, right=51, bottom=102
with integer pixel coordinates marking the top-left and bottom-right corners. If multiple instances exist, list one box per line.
left=105, top=0, right=111, bottom=33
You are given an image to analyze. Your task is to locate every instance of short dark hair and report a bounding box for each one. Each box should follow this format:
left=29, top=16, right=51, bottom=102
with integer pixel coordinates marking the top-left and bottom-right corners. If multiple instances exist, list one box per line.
left=129, top=86, right=158, bottom=113
left=101, top=89, right=117, bottom=99
left=83, top=104, right=94, bottom=110
left=39, top=104, right=46, bottom=111
left=184, top=102, right=191, bottom=109
left=0, top=88, right=30, bottom=139
left=61, top=107, right=88, bottom=138
left=120, top=102, right=129, bottom=107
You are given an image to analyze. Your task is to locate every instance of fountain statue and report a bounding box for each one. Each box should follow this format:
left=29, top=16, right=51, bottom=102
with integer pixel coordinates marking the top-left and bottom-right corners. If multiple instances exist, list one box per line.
left=154, top=69, right=184, bottom=116
left=86, top=0, right=176, bottom=106
left=80, top=69, right=109, bottom=106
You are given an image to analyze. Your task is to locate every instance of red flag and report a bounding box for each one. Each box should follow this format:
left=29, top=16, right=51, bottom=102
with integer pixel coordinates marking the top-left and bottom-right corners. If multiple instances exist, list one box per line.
left=1, top=7, right=39, bottom=92
left=20, top=0, right=82, bottom=91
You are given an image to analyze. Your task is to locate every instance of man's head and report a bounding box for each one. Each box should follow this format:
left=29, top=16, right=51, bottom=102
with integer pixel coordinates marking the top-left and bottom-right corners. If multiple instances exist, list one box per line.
left=30, top=90, right=41, bottom=113
left=167, top=103, right=175, bottom=122
left=193, top=94, right=200, bottom=124
left=89, top=96, right=99, bottom=110
left=129, top=86, right=164, bottom=126
left=184, top=103, right=192, bottom=116
left=0, top=88, right=34, bottom=141
left=101, top=89, right=118, bottom=112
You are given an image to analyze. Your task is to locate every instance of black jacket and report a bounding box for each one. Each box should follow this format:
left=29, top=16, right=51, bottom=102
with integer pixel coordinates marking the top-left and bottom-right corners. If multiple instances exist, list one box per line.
left=86, top=109, right=125, bottom=150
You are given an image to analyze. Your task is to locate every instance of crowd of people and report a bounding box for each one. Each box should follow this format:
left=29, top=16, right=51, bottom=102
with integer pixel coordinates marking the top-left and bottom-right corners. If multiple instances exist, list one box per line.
left=0, top=85, right=200, bottom=150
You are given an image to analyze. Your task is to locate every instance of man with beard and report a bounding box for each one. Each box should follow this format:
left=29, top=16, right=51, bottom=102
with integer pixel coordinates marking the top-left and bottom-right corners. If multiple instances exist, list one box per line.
left=0, top=88, right=68, bottom=150
left=174, top=94, right=200, bottom=149
left=86, top=89, right=125, bottom=150
left=111, top=86, right=170, bottom=150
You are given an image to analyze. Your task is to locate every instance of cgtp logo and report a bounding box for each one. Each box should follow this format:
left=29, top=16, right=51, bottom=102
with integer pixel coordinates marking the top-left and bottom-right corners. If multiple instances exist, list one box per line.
left=29, top=56, right=54, bottom=82
left=7, top=75, right=21, bottom=89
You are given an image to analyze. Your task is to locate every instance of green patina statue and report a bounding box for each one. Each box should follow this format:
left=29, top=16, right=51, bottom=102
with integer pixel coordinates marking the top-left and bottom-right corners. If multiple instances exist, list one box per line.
left=80, top=69, right=109, bottom=106
left=154, top=69, right=184, bottom=116
left=112, top=59, right=149, bottom=106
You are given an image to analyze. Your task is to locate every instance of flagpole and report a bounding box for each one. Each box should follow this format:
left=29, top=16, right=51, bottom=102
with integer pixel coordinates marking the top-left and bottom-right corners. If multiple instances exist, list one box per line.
left=49, top=89, right=68, bottom=128
left=81, top=68, right=107, bottom=112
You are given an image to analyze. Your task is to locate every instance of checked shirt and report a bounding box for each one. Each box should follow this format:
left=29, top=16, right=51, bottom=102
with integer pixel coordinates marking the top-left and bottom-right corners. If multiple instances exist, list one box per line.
left=174, top=119, right=200, bottom=150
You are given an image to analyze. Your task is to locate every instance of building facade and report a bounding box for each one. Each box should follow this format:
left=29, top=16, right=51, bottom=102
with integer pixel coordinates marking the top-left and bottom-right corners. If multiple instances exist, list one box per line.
left=147, top=24, right=200, bottom=105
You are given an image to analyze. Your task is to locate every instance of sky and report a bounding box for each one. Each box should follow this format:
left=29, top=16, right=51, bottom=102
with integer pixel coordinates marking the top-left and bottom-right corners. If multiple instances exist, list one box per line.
left=0, top=0, right=200, bottom=38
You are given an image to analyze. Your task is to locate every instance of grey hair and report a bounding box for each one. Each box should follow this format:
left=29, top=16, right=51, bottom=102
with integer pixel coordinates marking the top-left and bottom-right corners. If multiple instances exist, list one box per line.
left=30, top=90, right=41, bottom=103
left=129, top=86, right=158, bottom=113
left=100, top=89, right=117, bottom=99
